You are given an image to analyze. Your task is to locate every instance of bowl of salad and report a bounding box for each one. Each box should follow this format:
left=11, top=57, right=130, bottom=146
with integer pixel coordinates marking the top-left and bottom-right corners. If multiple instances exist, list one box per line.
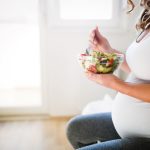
left=79, top=50, right=124, bottom=74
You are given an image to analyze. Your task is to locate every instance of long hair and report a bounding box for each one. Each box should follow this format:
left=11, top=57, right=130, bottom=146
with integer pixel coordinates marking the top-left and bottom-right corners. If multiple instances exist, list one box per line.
left=128, top=0, right=150, bottom=31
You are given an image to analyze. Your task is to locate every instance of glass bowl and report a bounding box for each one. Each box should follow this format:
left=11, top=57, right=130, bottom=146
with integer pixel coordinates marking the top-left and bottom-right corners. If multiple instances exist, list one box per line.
left=78, top=50, right=124, bottom=74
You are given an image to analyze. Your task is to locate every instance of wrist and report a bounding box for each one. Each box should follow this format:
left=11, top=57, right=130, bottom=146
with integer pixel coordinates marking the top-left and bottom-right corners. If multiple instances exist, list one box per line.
left=110, top=77, right=127, bottom=92
left=111, top=48, right=123, bottom=54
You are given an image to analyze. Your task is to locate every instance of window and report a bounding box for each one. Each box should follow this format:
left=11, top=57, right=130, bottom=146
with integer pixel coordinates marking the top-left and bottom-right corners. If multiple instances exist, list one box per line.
left=49, top=0, right=122, bottom=28
left=59, top=0, right=113, bottom=20
left=0, top=0, right=42, bottom=108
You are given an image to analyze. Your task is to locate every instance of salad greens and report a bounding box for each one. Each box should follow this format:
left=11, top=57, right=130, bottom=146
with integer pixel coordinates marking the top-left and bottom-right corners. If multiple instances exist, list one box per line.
left=79, top=50, right=123, bottom=74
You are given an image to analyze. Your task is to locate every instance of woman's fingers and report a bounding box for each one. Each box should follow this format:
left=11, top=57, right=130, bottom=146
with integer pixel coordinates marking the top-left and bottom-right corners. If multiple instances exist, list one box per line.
left=93, top=40, right=98, bottom=45
left=89, top=30, right=95, bottom=42
left=95, top=26, right=102, bottom=38
left=85, top=71, right=95, bottom=79
left=90, top=26, right=103, bottom=42
left=89, top=30, right=98, bottom=44
left=91, top=29, right=96, bottom=37
left=96, top=26, right=100, bottom=33
left=89, top=38, right=97, bottom=45
left=89, top=40, right=98, bottom=49
left=89, top=36, right=94, bottom=43
left=85, top=71, right=104, bottom=85
left=95, top=26, right=106, bottom=45
left=85, top=71, right=101, bottom=83
left=89, top=27, right=104, bottom=51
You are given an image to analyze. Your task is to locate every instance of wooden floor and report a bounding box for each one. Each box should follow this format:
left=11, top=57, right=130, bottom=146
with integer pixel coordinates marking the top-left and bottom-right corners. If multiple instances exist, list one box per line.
left=0, top=118, right=73, bottom=150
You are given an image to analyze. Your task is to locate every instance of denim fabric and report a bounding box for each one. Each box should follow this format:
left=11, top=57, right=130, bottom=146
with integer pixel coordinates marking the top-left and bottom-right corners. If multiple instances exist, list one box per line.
left=66, top=113, right=150, bottom=150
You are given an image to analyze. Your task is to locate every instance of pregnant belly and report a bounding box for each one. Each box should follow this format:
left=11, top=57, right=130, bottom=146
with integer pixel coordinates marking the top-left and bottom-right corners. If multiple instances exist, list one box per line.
left=112, top=73, right=150, bottom=138
left=112, top=92, right=150, bottom=138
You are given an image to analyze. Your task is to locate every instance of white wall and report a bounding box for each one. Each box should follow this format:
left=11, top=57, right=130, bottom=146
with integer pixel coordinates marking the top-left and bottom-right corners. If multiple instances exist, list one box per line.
left=44, top=1, right=141, bottom=116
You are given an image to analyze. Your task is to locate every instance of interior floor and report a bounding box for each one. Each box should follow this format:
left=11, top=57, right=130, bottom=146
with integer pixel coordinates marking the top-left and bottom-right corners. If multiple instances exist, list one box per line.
left=0, top=117, right=73, bottom=150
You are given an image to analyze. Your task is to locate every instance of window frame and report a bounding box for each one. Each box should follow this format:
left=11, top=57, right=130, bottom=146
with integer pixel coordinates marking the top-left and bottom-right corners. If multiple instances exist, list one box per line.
left=48, top=0, right=125, bottom=30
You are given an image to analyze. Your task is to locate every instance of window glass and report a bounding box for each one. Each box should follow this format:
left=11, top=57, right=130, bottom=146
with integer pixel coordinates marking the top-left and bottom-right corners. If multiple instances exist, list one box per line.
left=0, top=0, right=41, bottom=107
left=59, top=0, right=113, bottom=20
left=0, top=0, right=38, bottom=21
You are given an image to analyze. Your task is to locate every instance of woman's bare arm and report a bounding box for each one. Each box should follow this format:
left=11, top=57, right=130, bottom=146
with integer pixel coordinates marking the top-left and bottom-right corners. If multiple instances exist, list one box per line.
left=86, top=72, right=150, bottom=103
left=113, top=79, right=150, bottom=103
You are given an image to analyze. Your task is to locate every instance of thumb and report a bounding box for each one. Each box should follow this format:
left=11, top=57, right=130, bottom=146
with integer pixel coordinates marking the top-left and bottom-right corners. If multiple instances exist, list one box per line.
left=95, top=26, right=103, bottom=38
left=96, top=26, right=99, bottom=32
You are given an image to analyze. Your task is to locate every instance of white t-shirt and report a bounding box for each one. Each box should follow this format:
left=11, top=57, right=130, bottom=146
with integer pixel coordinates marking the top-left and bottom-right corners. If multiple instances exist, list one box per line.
left=112, top=34, right=150, bottom=138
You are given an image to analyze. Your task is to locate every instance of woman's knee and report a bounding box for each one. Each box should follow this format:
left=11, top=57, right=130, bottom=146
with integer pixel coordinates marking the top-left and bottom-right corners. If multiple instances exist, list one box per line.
left=66, top=115, right=83, bottom=141
left=66, top=113, right=112, bottom=141
left=66, top=113, right=114, bottom=149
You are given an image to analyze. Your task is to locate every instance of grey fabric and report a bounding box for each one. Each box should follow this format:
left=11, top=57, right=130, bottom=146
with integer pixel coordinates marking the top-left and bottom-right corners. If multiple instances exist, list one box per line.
left=66, top=112, right=150, bottom=150
left=77, top=138, right=150, bottom=150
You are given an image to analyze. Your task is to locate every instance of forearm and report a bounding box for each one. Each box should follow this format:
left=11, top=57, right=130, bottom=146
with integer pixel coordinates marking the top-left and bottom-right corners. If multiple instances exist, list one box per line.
left=112, top=80, right=150, bottom=103
left=86, top=71, right=150, bottom=103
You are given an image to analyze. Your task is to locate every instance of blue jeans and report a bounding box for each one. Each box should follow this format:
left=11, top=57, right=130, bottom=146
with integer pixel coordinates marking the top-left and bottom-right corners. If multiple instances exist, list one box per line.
left=66, top=113, right=150, bottom=150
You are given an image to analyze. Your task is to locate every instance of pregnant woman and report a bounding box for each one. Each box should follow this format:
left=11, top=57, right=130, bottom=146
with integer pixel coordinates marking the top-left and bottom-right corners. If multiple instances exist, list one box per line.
left=66, top=0, right=150, bottom=150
